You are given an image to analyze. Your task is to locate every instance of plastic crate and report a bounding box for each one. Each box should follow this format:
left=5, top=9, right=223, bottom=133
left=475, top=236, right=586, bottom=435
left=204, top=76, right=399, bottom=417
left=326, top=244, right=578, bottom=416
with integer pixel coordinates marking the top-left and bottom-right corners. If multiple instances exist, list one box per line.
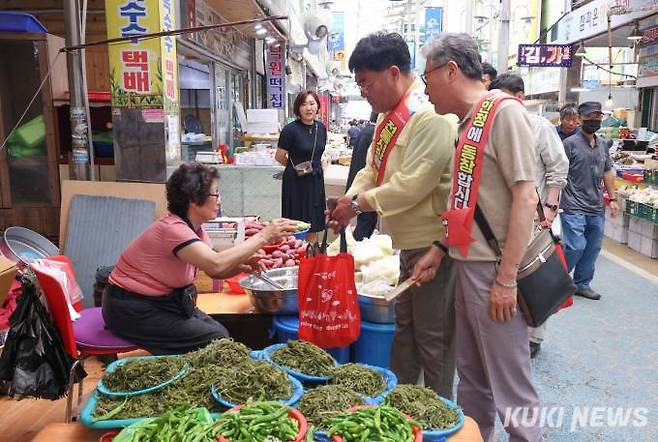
left=625, top=199, right=642, bottom=216
left=0, top=12, right=47, bottom=33
left=646, top=205, right=658, bottom=224
left=622, top=172, right=644, bottom=184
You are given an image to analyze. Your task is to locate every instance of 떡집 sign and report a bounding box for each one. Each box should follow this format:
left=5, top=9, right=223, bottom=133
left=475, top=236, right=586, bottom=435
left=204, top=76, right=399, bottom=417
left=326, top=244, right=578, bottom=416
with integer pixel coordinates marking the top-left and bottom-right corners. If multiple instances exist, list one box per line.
left=266, top=46, right=285, bottom=109
left=517, top=44, right=574, bottom=68
left=105, top=0, right=178, bottom=109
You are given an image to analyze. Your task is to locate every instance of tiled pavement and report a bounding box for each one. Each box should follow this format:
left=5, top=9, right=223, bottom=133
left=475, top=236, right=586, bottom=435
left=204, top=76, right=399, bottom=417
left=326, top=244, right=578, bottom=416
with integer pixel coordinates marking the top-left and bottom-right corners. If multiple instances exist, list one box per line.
left=492, top=256, right=658, bottom=441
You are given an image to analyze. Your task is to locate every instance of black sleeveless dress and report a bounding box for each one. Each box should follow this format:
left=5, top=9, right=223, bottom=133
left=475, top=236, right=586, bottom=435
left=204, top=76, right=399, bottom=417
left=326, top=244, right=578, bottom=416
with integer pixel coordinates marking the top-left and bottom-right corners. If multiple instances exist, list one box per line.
left=277, top=119, right=327, bottom=232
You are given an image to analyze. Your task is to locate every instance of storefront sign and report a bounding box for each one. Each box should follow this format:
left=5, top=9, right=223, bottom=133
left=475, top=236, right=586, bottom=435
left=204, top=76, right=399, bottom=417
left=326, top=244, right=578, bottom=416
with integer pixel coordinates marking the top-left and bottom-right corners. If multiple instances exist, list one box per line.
left=328, top=12, right=344, bottom=51
left=520, top=66, right=563, bottom=96
left=266, top=46, right=285, bottom=109
left=553, top=0, right=655, bottom=44
left=640, top=24, right=658, bottom=47
left=637, top=24, right=658, bottom=86
left=517, top=44, right=574, bottom=67
left=423, top=7, right=443, bottom=43
left=106, top=0, right=178, bottom=109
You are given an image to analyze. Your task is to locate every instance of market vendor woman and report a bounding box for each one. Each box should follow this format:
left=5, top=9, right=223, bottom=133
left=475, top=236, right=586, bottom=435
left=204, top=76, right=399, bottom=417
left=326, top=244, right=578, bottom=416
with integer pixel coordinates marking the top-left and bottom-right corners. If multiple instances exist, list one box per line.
left=275, top=90, right=327, bottom=244
left=102, top=162, right=297, bottom=355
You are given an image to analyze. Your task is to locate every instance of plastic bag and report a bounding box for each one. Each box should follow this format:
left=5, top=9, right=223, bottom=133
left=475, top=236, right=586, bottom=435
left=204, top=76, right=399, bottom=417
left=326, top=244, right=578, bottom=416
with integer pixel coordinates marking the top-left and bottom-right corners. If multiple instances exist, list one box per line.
left=298, top=230, right=361, bottom=349
left=30, top=259, right=82, bottom=320
left=0, top=276, right=85, bottom=399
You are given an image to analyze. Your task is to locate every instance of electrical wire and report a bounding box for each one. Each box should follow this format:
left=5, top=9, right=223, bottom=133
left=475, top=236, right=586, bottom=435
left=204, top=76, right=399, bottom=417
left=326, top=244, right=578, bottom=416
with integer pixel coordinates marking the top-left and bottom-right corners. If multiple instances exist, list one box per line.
left=581, top=55, right=638, bottom=79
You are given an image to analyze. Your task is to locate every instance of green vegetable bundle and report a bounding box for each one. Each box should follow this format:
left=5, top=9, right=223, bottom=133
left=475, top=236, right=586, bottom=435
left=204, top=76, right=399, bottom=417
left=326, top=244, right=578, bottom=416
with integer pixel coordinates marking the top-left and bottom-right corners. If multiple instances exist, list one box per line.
left=271, top=340, right=335, bottom=377
left=215, top=401, right=299, bottom=442
left=299, top=385, right=364, bottom=429
left=327, top=405, right=418, bottom=442
left=212, top=359, right=293, bottom=405
left=102, top=357, right=184, bottom=393
left=183, top=338, right=251, bottom=368
left=112, top=407, right=217, bottom=442
left=384, top=384, right=460, bottom=430
left=330, top=364, right=386, bottom=397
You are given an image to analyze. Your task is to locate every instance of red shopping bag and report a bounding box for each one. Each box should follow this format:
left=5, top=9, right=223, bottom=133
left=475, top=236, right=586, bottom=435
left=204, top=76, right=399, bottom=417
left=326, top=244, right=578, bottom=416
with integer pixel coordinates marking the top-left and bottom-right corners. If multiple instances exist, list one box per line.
left=297, top=230, right=361, bottom=348
left=555, top=242, right=574, bottom=310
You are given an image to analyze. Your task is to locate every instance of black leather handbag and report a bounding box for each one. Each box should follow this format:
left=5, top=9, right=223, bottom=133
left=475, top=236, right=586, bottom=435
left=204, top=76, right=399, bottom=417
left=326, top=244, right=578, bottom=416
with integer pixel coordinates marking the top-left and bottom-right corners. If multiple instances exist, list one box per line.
left=474, top=202, right=576, bottom=327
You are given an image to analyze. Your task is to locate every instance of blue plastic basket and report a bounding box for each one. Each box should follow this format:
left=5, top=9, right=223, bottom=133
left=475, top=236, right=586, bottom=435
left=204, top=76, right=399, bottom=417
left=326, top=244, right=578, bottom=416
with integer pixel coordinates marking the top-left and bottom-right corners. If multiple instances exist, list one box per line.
left=421, top=396, right=466, bottom=442
left=293, top=229, right=309, bottom=240
left=262, top=342, right=338, bottom=383
left=96, top=356, right=189, bottom=397
left=79, top=391, right=221, bottom=429
left=351, top=320, right=395, bottom=368
left=0, top=12, right=47, bottom=33
left=210, top=373, right=304, bottom=408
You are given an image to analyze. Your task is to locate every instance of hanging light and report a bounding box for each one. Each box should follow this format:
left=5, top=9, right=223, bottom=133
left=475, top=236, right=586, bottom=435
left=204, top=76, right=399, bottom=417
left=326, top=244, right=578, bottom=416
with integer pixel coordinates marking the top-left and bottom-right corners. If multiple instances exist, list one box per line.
left=575, top=41, right=587, bottom=57
left=256, top=28, right=267, bottom=36
left=628, top=22, right=643, bottom=41
left=254, top=23, right=263, bottom=30
left=605, top=92, right=614, bottom=108
left=265, top=36, right=276, bottom=44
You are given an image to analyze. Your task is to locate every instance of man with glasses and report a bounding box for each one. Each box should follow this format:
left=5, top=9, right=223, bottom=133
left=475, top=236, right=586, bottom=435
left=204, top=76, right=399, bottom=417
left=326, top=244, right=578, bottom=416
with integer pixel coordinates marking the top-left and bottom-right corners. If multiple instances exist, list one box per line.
left=328, top=32, right=458, bottom=400
left=413, top=33, right=542, bottom=441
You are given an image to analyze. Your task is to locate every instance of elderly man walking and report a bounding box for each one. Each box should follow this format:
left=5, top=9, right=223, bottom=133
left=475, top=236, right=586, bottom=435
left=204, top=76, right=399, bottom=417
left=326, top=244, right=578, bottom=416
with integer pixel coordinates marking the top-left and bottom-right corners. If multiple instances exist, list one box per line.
left=328, top=32, right=458, bottom=400
left=413, top=34, right=542, bottom=442
left=489, top=72, right=570, bottom=358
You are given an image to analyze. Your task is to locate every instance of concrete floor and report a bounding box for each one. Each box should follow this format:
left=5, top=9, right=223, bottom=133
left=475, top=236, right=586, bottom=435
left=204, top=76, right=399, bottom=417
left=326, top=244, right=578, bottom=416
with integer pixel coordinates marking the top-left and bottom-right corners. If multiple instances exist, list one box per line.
left=492, top=242, right=658, bottom=441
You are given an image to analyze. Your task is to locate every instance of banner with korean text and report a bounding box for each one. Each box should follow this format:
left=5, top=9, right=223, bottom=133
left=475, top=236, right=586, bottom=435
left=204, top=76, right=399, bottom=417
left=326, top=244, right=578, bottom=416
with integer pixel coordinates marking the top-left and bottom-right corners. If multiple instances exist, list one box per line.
left=266, top=46, right=285, bottom=109
left=105, top=0, right=178, bottom=110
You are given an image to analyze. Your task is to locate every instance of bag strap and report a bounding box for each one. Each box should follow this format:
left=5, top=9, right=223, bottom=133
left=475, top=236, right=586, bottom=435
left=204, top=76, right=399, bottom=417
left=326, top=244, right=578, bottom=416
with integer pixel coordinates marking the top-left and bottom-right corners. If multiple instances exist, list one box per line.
left=289, top=121, right=318, bottom=169
left=317, top=227, right=347, bottom=255
left=473, top=190, right=548, bottom=259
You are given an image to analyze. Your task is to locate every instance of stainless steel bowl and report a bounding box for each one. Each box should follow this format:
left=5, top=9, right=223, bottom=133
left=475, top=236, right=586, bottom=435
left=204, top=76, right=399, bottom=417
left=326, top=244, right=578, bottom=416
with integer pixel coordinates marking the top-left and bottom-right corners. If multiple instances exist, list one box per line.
left=240, top=267, right=299, bottom=314
left=1, top=226, right=59, bottom=267
left=358, top=292, right=396, bottom=324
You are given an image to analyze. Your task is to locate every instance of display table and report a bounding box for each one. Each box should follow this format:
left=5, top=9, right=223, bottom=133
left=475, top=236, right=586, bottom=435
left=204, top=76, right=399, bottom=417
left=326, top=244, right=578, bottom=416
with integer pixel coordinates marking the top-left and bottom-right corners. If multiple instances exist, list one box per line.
left=32, top=417, right=484, bottom=441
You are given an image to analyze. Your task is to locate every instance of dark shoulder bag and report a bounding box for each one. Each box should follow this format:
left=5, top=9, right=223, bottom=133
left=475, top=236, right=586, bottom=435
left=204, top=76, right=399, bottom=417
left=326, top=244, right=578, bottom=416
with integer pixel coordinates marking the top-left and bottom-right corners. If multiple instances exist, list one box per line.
left=474, top=201, right=576, bottom=327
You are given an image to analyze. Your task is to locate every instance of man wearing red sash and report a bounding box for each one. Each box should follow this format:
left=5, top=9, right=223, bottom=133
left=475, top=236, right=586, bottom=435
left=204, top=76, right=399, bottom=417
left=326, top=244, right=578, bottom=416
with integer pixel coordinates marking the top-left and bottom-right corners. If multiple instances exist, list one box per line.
left=413, top=34, right=542, bottom=441
left=328, top=32, right=459, bottom=400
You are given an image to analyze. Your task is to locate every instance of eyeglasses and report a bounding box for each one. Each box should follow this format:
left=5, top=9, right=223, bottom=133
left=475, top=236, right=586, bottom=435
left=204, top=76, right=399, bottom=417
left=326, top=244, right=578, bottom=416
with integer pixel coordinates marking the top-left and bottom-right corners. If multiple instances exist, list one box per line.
left=356, top=78, right=376, bottom=92
left=420, top=62, right=449, bottom=86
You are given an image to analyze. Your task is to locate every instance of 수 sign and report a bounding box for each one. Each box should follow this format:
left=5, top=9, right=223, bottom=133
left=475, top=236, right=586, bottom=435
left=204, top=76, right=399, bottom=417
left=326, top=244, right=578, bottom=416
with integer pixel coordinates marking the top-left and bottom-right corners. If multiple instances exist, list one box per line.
left=517, top=44, right=574, bottom=68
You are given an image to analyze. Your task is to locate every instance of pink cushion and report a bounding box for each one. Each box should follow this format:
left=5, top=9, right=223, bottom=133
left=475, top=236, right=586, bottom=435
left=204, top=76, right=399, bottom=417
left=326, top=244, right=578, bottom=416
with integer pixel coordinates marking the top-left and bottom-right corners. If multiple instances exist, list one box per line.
left=73, top=307, right=136, bottom=350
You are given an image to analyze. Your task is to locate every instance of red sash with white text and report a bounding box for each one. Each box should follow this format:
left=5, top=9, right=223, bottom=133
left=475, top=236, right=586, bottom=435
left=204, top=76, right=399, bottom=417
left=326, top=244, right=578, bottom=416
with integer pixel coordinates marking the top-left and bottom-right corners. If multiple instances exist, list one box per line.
left=442, top=92, right=518, bottom=257
left=371, top=93, right=411, bottom=185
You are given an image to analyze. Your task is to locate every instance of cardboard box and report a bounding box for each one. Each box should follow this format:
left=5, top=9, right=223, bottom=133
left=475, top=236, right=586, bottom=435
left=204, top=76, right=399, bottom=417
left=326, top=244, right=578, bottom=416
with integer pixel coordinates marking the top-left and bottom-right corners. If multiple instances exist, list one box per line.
left=0, top=257, right=18, bottom=306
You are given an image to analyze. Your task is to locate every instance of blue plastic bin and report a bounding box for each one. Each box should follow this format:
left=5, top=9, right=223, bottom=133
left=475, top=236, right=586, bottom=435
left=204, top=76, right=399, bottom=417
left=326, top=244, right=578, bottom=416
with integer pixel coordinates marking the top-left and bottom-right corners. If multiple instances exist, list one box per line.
left=0, top=12, right=47, bottom=33
left=271, top=315, right=350, bottom=363
left=351, top=321, right=395, bottom=369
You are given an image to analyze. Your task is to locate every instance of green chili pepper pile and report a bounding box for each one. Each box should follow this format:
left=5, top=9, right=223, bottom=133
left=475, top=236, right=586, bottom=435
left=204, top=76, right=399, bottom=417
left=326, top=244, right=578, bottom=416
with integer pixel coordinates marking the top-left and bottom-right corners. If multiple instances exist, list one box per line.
left=327, top=405, right=419, bottom=442
left=101, top=357, right=185, bottom=393
left=212, top=359, right=293, bottom=405
left=330, top=363, right=386, bottom=397
left=384, top=384, right=460, bottom=430
left=112, top=407, right=218, bottom=442
left=299, top=385, right=364, bottom=429
left=215, top=401, right=299, bottom=442
left=270, top=340, right=336, bottom=376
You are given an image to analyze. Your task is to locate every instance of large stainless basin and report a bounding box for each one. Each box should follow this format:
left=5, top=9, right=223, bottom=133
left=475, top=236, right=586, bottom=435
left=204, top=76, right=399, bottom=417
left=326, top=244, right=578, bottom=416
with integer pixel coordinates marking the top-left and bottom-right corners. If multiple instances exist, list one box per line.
left=240, top=267, right=299, bottom=314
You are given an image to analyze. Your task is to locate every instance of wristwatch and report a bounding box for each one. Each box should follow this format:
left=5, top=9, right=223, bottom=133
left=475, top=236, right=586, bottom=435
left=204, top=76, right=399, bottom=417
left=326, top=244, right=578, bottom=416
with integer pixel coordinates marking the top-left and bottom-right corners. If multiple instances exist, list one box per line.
left=351, top=194, right=363, bottom=215
left=544, top=202, right=559, bottom=212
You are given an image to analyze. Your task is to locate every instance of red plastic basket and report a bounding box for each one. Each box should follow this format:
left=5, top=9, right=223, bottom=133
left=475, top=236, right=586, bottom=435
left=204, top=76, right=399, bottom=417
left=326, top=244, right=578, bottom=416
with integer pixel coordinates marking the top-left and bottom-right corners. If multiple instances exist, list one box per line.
left=622, top=172, right=644, bottom=184
left=216, top=404, right=308, bottom=442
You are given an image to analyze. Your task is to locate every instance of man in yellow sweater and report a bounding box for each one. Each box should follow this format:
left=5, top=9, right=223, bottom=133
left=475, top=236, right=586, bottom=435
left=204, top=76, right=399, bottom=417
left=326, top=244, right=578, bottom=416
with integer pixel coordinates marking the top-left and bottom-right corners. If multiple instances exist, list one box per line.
left=328, top=32, right=458, bottom=399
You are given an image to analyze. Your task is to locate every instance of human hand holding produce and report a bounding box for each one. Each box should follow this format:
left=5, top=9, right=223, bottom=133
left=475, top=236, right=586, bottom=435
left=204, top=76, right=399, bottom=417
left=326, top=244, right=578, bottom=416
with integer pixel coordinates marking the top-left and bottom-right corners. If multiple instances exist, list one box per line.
left=258, top=218, right=299, bottom=243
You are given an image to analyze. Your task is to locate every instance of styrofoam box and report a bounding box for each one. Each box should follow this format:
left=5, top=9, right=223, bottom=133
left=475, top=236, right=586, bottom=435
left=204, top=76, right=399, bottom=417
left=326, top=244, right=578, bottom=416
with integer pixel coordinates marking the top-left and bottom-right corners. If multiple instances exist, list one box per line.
left=628, top=230, right=642, bottom=253
left=640, top=219, right=658, bottom=240
left=629, top=217, right=644, bottom=235
left=640, top=236, right=658, bottom=259
left=605, top=224, right=628, bottom=244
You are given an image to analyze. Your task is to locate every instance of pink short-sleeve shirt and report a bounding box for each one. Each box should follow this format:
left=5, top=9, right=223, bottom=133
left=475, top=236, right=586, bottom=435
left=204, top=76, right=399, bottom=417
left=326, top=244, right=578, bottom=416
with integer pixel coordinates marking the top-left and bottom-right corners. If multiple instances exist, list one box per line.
left=109, top=214, right=211, bottom=296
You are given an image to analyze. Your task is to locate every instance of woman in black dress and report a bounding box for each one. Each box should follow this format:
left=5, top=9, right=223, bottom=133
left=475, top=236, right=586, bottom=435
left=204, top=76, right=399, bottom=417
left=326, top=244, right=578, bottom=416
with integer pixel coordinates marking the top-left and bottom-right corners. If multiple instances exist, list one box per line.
left=275, top=91, right=327, bottom=243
